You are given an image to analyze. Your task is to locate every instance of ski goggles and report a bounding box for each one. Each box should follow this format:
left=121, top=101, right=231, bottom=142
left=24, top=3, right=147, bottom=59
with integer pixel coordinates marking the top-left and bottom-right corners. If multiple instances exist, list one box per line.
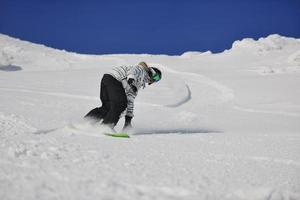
left=150, top=68, right=161, bottom=83
left=151, top=73, right=161, bottom=82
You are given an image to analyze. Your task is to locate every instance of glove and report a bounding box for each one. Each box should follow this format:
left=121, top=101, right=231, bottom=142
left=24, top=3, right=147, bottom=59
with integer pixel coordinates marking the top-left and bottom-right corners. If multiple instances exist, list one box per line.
left=127, top=78, right=137, bottom=93
left=123, top=115, right=133, bottom=131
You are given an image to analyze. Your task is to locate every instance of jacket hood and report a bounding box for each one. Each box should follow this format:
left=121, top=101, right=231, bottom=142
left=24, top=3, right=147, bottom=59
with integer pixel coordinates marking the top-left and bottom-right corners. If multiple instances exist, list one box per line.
left=138, top=62, right=150, bottom=72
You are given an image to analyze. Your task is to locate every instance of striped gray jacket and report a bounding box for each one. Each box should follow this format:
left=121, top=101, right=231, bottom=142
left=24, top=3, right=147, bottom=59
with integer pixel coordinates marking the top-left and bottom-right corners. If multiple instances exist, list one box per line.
left=108, top=65, right=150, bottom=117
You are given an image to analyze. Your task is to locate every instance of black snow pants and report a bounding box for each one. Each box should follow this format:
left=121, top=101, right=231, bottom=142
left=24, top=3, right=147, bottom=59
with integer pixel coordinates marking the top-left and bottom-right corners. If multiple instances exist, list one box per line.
left=85, top=74, right=127, bottom=127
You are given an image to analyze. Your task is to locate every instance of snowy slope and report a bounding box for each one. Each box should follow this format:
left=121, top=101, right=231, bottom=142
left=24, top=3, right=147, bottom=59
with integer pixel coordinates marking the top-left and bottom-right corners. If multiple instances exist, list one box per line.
left=0, top=33, right=300, bottom=200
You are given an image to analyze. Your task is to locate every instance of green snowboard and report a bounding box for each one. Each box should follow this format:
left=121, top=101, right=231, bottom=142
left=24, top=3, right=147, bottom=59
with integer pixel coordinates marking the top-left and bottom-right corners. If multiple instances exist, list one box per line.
left=104, top=132, right=130, bottom=138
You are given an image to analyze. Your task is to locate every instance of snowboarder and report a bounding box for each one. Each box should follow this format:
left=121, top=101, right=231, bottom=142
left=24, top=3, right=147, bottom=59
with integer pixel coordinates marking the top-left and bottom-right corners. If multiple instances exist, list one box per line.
left=84, top=61, right=162, bottom=131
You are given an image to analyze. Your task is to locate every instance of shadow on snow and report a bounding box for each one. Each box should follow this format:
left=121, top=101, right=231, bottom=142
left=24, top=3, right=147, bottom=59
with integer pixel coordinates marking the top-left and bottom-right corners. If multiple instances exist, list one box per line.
left=133, top=128, right=222, bottom=135
left=0, top=65, right=23, bottom=71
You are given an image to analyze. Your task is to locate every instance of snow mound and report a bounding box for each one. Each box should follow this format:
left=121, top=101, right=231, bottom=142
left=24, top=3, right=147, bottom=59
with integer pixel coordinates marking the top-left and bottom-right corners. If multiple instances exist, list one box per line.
left=227, top=34, right=300, bottom=75
left=181, top=51, right=212, bottom=58
left=288, top=50, right=300, bottom=66
left=0, top=34, right=119, bottom=71
left=231, top=34, right=300, bottom=52
left=0, top=34, right=73, bottom=69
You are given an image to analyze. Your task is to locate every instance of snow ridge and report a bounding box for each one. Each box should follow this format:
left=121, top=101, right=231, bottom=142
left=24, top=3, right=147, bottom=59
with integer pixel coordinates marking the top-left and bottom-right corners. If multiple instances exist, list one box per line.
left=231, top=34, right=300, bottom=52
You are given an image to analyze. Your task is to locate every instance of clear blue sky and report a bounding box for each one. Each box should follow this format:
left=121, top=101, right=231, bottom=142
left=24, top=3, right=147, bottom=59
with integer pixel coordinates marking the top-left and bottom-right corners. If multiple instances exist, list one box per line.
left=0, top=0, right=299, bottom=55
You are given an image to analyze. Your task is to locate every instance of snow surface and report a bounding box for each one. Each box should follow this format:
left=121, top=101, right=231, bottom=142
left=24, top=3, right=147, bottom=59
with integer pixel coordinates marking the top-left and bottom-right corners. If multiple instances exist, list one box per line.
left=0, top=33, right=300, bottom=200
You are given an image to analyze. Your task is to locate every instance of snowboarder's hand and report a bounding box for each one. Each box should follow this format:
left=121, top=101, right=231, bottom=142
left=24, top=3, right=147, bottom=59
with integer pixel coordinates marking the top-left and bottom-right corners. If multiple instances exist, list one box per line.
left=123, top=115, right=133, bottom=131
